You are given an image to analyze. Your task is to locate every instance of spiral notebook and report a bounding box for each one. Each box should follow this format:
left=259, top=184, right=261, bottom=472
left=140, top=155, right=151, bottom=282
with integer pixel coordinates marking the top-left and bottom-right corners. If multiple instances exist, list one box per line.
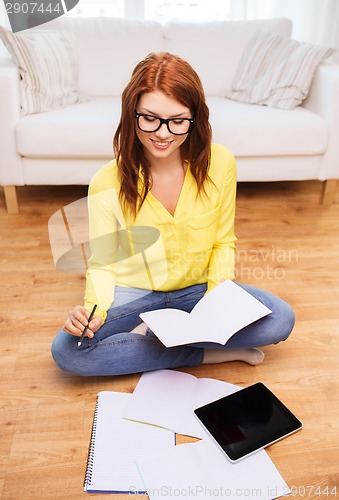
left=84, top=391, right=175, bottom=493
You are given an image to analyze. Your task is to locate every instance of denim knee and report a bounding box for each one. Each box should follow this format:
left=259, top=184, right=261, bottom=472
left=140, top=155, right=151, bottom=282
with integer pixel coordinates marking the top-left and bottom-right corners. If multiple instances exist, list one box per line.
left=51, top=329, right=77, bottom=374
left=276, top=299, right=295, bottom=342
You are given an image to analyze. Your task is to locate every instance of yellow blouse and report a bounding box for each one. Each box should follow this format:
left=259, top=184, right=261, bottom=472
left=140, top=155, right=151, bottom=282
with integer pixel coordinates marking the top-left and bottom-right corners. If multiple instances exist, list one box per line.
left=84, top=143, right=237, bottom=323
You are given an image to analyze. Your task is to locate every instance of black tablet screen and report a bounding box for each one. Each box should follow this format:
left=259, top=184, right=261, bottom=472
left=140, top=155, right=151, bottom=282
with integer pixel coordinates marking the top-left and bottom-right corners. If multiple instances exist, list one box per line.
left=194, top=383, right=302, bottom=461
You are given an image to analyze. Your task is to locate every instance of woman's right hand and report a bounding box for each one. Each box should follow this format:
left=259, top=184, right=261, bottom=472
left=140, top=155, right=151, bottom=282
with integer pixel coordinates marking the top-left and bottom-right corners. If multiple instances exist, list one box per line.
left=63, top=305, right=103, bottom=338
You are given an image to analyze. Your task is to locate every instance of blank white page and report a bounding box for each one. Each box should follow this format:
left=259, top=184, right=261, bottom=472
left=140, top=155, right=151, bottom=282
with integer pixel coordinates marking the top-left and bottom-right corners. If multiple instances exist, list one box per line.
left=124, top=369, right=241, bottom=438
left=84, top=391, right=174, bottom=493
left=137, top=439, right=290, bottom=500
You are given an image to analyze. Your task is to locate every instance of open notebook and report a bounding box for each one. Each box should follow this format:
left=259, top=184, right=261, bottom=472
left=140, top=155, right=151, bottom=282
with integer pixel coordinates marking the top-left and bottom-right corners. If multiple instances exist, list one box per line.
left=123, top=369, right=242, bottom=438
left=83, top=391, right=175, bottom=493
left=140, top=280, right=271, bottom=347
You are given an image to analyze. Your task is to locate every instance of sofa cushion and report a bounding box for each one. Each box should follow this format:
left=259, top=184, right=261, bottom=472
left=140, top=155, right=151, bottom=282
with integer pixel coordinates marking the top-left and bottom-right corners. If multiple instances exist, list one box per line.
left=16, top=98, right=121, bottom=158
left=0, top=26, right=80, bottom=115
left=49, top=17, right=164, bottom=97
left=164, top=18, right=292, bottom=97
left=15, top=96, right=329, bottom=159
left=227, top=30, right=336, bottom=109
left=208, top=97, right=329, bottom=156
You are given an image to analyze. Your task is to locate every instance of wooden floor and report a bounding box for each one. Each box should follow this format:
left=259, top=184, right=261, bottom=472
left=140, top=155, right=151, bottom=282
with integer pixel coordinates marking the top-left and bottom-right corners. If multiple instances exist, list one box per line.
left=0, top=180, right=338, bottom=500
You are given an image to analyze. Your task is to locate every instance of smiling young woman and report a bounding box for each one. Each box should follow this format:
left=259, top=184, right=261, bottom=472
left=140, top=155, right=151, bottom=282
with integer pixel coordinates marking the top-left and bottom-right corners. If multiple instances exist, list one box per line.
left=114, top=52, right=212, bottom=217
left=51, top=52, right=295, bottom=377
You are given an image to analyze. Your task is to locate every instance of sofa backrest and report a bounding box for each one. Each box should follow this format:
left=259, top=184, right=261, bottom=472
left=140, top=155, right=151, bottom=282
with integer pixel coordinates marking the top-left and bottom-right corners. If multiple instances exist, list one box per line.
left=48, top=16, right=292, bottom=98
left=164, top=18, right=292, bottom=96
left=52, top=17, right=164, bottom=97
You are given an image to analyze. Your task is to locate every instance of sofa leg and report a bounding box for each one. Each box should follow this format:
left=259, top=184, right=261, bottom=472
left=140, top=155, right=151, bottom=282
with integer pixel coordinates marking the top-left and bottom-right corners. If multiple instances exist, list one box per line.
left=321, top=179, right=337, bottom=205
left=3, top=185, right=19, bottom=214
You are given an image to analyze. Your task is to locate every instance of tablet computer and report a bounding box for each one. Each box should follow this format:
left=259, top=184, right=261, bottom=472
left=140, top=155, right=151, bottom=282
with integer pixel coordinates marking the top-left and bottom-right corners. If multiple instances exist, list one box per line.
left=194, top=382, right=302, bottom=462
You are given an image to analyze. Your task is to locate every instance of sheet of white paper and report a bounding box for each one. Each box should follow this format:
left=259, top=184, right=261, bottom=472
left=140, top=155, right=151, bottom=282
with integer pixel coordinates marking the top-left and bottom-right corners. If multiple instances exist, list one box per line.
left=137, top=439, right=291, bottom=500
left=84, top=391, right=175, bottom=493
left=123, top=369, right=241, bottom=438
left=140, top=280, right=271, bottom=347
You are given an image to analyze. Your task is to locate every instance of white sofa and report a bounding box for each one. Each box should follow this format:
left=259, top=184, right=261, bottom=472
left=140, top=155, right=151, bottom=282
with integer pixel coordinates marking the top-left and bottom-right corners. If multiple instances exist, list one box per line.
left=0, top=16, right=338, bottom=213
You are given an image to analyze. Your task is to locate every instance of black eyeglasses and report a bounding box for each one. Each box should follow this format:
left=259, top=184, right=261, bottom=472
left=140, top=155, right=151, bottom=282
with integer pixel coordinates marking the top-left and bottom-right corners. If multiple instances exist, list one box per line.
left=135, top=112, right=194, bottom=136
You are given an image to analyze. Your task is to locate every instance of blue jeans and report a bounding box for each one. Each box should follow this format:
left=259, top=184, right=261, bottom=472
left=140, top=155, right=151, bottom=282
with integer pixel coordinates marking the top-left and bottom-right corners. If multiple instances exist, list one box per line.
left=51, top=283, right=295, bottom=376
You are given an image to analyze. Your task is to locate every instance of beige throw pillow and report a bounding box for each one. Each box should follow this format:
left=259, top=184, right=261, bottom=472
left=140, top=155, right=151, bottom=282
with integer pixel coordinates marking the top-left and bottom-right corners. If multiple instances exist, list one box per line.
left=0, top=26, right=81, bottom=114
left=226, top=30, right=336, bottom=109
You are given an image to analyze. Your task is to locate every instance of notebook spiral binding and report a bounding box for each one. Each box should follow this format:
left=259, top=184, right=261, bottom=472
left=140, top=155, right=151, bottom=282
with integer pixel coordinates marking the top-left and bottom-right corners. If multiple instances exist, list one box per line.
left=83, top=396, right=99, bottom=488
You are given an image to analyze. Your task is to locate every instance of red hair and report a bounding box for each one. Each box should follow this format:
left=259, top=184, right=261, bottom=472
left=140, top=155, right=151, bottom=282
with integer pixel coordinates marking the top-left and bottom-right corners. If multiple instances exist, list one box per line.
left=113, top=52, right=212, bottom=216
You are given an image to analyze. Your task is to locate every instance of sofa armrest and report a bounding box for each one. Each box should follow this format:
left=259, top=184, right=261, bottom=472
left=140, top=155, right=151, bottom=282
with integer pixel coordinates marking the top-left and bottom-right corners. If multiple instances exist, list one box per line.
left=0, top=55, right=24, bottom=186
left=302, top=61, right=339, bottom=180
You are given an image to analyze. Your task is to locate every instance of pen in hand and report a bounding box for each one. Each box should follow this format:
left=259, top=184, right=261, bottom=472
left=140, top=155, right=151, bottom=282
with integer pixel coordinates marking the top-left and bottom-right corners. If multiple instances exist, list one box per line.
left=78, top=304, right=97, bottom=347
